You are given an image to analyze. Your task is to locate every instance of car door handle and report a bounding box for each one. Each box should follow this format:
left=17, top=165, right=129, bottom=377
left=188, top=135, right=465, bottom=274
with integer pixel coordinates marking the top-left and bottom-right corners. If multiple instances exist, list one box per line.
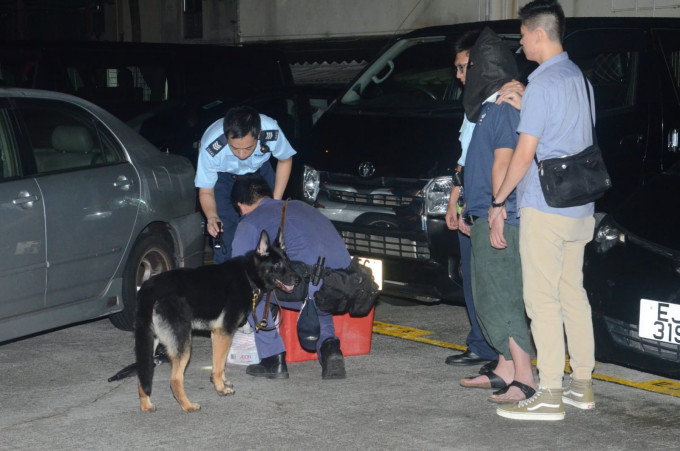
left=13, top=190, right=39, bottom=209
left=668, top=129, right=679, bottom=153
left=113, top=175, right=132, bottom=191
left=619, top=133, right=644, bottom=146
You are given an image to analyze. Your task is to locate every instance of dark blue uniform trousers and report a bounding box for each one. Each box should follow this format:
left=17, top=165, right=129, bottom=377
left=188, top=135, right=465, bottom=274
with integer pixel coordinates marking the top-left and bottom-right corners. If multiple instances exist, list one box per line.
left=212, top=161, right=275, bottom=263
left=459, top=230, right=497, bottom=360
left=247, top=282, right=336, bottom=360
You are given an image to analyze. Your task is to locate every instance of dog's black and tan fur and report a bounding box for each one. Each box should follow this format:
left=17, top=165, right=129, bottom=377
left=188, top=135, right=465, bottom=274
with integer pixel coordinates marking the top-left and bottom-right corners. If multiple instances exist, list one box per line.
left=134, top=229, right=300, bottom=412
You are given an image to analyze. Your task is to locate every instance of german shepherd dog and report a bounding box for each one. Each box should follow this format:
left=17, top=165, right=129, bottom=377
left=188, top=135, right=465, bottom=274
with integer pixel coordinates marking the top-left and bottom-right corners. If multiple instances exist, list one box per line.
left=134, top=229, right=300, bottom=412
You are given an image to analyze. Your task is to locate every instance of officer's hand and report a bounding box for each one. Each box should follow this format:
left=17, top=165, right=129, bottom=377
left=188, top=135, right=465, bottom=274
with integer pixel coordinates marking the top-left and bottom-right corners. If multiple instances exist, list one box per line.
left=458, top=215, right=470, bottom=237
left=496, top=80, right=525, bottom=110
left=445, top=205, right=459, bottom=230
left=207, top=216, right=223, bottom=238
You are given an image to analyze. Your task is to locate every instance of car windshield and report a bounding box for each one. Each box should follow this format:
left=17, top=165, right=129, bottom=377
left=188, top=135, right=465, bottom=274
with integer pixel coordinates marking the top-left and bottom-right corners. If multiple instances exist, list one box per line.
left=339, top=34, right=525, bottom=111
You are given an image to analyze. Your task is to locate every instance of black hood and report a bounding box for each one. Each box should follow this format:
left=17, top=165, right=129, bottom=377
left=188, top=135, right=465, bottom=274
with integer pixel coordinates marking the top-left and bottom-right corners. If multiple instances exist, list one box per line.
left=463, top=27, right=519, bottom=122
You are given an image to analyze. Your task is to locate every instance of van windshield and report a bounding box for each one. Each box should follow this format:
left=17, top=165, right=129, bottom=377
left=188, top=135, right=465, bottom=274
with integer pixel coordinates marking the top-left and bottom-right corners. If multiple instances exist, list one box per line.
left=340, top=34, right=524, bottom=111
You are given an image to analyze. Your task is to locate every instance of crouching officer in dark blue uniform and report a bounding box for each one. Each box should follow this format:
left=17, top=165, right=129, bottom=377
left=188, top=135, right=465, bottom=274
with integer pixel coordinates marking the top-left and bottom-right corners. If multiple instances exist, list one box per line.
left=195, top=106, right=296, bottom=263
left=231, top=174, right=351, bottom=380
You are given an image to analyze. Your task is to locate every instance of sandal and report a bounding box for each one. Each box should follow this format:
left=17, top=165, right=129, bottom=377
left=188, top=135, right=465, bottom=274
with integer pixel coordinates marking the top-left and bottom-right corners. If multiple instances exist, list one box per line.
left=487, top=380, right=536, bottom=403
left=460, top=370, right=508, bottom=390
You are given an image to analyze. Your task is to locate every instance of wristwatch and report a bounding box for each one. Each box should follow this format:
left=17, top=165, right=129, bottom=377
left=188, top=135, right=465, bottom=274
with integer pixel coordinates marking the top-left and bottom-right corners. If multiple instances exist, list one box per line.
left=452, top=167, right=463, bottom=187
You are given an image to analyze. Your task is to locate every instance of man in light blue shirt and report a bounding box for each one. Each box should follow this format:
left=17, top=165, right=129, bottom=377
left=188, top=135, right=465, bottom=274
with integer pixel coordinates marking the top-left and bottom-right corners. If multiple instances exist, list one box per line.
left=491, top=0, right=596, bottom=421
left=195, top=106, right=296, bottom=262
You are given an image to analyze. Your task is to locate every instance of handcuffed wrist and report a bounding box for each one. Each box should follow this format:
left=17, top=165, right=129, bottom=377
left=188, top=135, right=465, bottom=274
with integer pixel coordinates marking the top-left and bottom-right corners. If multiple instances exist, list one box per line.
left=491, top=196, right=506, bottom=208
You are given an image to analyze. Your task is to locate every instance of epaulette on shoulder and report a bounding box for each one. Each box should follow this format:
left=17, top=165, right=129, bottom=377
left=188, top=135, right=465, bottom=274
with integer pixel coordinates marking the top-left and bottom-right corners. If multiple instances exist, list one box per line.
left=205, top=134, right=228, bottom=157
left=259, top=130, right=279, bottom=142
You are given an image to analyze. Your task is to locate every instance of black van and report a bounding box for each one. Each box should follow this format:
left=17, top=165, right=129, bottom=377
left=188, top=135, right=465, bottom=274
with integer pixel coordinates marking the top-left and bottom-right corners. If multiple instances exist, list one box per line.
left=297, top=18, right=680, bottom=302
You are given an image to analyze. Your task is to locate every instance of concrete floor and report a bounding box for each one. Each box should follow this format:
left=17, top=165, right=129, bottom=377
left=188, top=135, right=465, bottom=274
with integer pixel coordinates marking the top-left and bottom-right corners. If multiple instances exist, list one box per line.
left=1, top=296, right=679, bottom=450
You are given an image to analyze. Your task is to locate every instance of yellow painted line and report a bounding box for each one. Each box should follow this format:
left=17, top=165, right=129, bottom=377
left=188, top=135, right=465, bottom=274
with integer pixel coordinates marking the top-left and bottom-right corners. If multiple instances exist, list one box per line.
left=372, top=321, right=466, bottom=352
left=373, top=320, right=680, bottom=398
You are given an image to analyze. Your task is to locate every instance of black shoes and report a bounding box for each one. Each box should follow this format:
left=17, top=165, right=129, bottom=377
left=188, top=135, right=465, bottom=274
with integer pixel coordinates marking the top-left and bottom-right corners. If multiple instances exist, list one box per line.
left=320, top=338, right=346, bottom=380
left=246, top=341, right=346, bottom=380
left=246, top=351, right=289, bottom=379
left=445, top=349, right=490, bottom=366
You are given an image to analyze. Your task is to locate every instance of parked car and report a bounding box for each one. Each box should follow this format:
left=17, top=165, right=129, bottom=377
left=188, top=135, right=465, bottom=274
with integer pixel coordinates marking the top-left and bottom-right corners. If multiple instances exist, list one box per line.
left=0, top=88, right=204, bottom=343
left=297, top=17, right=680, bottom=303
left=584, top=163, right=680, bottom=380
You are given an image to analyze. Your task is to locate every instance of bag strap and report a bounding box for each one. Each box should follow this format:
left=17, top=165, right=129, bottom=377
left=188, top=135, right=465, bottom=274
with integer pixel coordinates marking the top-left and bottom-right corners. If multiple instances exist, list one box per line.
left=534, top=71, right=596, bottom=166
left=250, top=198, right=291, bottom=332
left=582, top=72, right=597, bottom=146
left=280, top=198, right=289, bottom=234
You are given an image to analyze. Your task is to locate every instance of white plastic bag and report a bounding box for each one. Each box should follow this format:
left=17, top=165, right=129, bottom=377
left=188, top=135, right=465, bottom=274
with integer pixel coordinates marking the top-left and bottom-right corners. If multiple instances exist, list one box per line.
left=227, top=323, right=260, bottom=365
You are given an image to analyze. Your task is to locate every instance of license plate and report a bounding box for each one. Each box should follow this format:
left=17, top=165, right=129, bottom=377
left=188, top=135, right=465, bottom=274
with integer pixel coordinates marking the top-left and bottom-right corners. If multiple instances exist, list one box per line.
left=639, top=298, right=680, bottom=344
left=355, top=257, right=383, bottom=290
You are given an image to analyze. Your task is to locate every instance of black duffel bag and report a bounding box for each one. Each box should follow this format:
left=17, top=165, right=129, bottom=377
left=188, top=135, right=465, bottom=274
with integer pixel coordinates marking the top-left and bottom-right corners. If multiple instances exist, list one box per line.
left=314, top=257, right=379, bottom=316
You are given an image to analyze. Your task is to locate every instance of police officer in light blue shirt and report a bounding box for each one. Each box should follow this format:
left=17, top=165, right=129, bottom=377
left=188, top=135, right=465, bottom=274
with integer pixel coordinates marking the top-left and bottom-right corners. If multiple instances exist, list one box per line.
left=195, top=106, right=296, bottom=263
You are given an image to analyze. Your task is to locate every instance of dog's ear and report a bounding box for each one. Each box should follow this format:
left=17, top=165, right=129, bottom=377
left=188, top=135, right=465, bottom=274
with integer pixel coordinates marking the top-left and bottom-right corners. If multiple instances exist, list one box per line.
left=256, top=230, right=270, bottom=257
left=273, top=226, right=286, bottom=252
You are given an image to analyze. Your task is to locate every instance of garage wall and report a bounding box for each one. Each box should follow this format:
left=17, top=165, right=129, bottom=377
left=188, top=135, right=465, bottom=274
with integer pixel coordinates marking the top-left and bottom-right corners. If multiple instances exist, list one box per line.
left=112, top=0, right=680, bottom=44
left=235, top=0, right=680, bottom=42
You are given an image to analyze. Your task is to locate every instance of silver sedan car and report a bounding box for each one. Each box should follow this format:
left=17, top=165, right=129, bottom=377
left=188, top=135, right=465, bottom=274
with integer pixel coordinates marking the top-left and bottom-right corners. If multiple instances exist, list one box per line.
left=0, top=88, right=204, bottom=342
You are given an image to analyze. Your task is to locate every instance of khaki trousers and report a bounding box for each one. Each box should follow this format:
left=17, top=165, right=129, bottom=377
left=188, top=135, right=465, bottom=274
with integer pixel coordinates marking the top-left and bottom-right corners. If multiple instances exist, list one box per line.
left=519, top=207, right=596, bottom=389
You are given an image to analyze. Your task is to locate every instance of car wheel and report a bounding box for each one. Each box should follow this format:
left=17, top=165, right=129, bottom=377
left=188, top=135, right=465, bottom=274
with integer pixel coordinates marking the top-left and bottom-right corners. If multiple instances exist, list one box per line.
left=109, top=234, right=175, bottom=331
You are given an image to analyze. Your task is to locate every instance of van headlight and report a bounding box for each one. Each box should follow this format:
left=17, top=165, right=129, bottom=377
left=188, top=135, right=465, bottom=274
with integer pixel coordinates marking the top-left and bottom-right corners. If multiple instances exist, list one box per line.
left=422, top=176, right=453, bottom=216
left=594, top=215, right=625, bottom=254
left=302, top=165, right=320, bottom=202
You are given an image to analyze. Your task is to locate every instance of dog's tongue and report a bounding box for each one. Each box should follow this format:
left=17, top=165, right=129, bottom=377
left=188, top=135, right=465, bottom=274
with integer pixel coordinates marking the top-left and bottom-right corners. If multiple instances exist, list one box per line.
left=282, top=283, right=295, bottom=292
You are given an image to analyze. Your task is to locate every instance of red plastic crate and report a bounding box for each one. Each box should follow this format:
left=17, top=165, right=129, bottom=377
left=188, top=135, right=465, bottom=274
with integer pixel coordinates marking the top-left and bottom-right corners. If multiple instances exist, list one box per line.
left=278, top=306, right=375, bottom=362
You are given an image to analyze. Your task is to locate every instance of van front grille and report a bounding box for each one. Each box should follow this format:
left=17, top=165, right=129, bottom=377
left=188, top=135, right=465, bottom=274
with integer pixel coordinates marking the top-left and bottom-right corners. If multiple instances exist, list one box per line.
left=340, top=230, right=430, bottom=260
left=327, top=189, right=415, bottom=207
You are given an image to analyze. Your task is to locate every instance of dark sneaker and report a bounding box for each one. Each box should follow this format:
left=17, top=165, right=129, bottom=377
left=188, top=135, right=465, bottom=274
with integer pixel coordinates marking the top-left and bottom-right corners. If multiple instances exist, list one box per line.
left=320, top=338, right=346, bottom=380
left=246, top=352, right=289, bottom=379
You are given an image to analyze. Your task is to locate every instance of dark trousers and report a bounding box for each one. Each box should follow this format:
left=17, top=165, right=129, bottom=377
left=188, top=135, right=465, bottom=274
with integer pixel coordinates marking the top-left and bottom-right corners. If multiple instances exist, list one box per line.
left=248, top=282, right=336, bottom=360
left=459, top=230, right=497, bottom=360
left=212, top=161, right=275, bottom=263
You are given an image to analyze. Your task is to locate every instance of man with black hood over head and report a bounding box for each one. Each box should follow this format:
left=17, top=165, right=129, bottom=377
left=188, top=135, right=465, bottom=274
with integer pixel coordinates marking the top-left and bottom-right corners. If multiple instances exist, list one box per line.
left=457, top=27, right=535, bottom=404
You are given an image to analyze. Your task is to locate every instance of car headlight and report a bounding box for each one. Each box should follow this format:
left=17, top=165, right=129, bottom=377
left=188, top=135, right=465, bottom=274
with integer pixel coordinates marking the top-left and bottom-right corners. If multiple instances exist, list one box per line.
left=302, top=165, right=320, bottom=202
left=594, top=216, right=626, bottom=254
left=422, top=176, right=453, bottom=216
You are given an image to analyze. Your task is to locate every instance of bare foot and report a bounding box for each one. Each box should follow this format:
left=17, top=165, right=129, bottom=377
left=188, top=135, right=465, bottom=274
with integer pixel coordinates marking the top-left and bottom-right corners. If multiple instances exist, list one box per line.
left=488, top=381, right=536, bottom=403
left=460, top=371, right=509, bottom=389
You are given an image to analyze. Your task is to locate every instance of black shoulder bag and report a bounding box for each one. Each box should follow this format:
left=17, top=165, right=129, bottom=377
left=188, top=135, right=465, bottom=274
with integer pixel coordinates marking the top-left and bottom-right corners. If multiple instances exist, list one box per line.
left=534, top=72, right=612, bottom=208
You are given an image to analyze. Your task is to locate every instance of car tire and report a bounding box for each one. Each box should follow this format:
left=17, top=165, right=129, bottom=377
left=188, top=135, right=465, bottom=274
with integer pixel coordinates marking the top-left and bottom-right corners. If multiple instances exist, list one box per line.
left=109, top=234, right=175, bottom=331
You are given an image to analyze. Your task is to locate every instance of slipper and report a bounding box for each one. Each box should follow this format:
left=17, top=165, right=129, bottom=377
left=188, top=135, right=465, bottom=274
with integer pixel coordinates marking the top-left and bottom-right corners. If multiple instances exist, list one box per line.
left=487, top=380, right=536, bottom=403
left=478, top=360, right=498, bottom=375
left=459, top=370, right=507, bottom=390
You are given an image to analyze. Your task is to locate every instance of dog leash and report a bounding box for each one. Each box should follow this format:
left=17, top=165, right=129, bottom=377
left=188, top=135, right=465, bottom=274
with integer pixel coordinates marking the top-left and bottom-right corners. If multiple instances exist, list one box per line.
left=250, top=199, right=290, bottom=332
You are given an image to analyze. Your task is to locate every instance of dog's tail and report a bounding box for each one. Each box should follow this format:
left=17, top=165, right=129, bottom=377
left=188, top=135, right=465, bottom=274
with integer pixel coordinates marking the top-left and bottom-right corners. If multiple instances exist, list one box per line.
left=134, top=284, right=156, bottom=396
